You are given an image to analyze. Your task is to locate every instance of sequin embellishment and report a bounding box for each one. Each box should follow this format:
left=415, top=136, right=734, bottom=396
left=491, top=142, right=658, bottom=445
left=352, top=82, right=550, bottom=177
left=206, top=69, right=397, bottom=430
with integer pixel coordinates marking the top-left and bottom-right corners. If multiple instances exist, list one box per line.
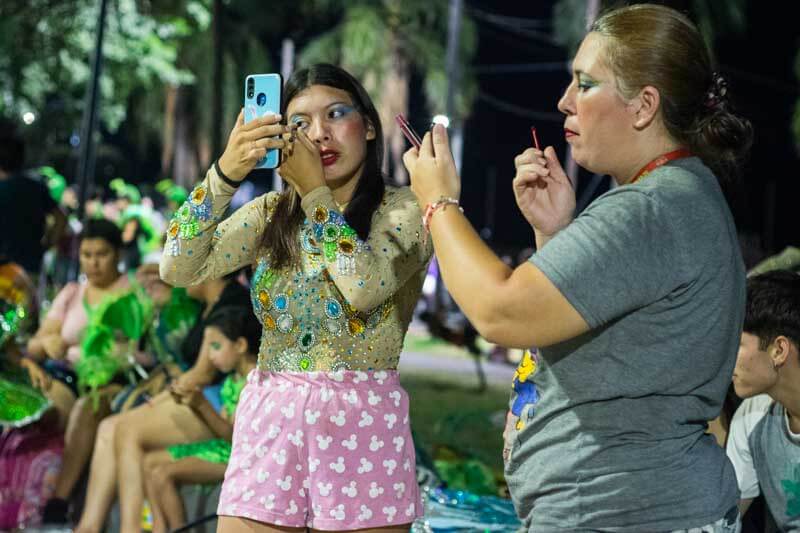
left=297, top=330, right=316, bottom=352
left=273, top=294, right=289, bottom=312
left=166, top=184, right=213, bottom=256
left=276, top=313, right=294, bottom=333
left=310, top=205, right=365, bottom=276
left=324, top=298, right=343, bottom=319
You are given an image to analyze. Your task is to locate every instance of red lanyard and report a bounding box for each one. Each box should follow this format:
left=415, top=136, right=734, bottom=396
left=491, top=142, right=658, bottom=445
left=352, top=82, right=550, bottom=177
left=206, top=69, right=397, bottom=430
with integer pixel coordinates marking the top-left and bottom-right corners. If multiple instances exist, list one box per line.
left=630, top=148, right=693, bottom=184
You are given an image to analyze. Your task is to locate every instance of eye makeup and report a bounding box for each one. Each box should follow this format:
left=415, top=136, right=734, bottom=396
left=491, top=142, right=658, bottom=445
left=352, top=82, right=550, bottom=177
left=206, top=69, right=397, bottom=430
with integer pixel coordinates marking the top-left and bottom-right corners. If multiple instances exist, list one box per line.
left=328, top=104, right=356, bottom=119
left=289, top=103, right=357, bottom=130
left=577, top=73, right=598, bottom=91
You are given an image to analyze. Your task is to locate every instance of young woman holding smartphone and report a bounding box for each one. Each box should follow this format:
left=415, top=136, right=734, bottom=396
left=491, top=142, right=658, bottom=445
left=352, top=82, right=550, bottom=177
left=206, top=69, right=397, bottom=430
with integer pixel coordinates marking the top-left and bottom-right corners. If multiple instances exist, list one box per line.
left=161, top=63, right=432, bottom=533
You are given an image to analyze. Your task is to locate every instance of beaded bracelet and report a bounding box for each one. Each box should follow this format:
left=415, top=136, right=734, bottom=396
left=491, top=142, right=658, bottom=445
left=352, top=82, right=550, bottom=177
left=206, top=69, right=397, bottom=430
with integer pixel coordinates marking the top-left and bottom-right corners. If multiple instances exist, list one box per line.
left=214, top=159, right=241, bottom=188
left=422, top=196, right=463, bottom=244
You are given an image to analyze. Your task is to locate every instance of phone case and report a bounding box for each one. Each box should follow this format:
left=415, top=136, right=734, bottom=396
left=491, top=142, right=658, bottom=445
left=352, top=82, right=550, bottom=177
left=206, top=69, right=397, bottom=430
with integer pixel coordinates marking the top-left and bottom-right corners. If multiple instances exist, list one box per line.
left=244, top=73, right=283, bottom=169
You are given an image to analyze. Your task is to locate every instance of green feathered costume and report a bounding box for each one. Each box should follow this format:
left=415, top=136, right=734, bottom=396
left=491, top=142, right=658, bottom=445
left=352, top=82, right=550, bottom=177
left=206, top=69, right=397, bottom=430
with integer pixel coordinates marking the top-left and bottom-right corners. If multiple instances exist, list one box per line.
left=0, top=264, right=51, bottom=428
left=166, top=374, right=246, bottom=464
left=75, top=281, right=154, bottom=402
left=148, top=287, right=202, bottom=368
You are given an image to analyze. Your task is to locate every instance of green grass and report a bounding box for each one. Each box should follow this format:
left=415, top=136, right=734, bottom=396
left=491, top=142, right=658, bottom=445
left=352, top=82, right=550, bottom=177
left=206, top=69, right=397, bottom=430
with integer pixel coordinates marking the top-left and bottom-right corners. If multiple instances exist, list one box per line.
left=401, top=371, right=509, bottom=474
left=403, top=328, right=496, bottom=359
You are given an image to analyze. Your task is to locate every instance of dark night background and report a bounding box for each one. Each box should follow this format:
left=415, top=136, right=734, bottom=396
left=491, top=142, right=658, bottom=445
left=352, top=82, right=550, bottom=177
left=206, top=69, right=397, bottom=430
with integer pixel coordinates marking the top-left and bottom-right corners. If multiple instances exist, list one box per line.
left=88, top=1, right=800, bottom=263
left=427, top=1, right=799, bottom=264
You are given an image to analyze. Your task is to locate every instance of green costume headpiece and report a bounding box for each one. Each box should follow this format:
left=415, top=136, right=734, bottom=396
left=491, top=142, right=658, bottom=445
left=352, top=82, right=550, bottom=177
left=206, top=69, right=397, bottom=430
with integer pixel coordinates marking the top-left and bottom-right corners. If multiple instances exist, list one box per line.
left=156, top=179, right=189, bottom=206
left=0, top=266, right=29, bottom=347
left=39, top=166, right=67, bottom=204
left=0, top=263, right=50, bottom=427
left=110, top=177, right=141, bottom=204
left=120, top=204, right=162, bottom=254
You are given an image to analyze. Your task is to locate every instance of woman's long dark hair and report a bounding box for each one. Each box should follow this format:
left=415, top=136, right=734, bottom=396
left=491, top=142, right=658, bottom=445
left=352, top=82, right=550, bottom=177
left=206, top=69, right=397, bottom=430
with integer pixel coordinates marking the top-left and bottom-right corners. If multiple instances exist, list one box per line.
left=261, top=64, right=386, bottom=269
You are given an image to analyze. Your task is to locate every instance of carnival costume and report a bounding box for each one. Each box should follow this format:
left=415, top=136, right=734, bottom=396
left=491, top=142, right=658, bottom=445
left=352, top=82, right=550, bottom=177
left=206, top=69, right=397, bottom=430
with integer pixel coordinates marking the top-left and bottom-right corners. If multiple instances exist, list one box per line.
left=0, top=263, right=49, bottom=428
left=166, top=373, right=246, bottom=464
left=161, top=166, right=432, bottom=530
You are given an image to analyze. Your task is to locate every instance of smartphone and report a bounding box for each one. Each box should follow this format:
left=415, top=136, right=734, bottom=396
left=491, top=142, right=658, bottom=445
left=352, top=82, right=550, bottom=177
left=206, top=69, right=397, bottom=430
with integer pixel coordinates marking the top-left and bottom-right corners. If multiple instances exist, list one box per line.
left=395, top=114, right=422, bottom=149
left=244, top=73, right=283, bottom=169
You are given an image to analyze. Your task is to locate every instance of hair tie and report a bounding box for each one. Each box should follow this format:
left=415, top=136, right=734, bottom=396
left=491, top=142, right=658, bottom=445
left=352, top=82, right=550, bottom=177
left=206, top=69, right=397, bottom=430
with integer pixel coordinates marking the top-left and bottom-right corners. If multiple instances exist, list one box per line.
left=704, top=72, right=728, bottom=110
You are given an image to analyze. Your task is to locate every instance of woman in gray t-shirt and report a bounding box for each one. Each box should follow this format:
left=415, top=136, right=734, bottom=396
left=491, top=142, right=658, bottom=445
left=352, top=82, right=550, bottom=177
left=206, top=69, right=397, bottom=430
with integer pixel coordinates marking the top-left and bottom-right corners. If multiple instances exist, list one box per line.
left=403, top=3, right=752, bottom=532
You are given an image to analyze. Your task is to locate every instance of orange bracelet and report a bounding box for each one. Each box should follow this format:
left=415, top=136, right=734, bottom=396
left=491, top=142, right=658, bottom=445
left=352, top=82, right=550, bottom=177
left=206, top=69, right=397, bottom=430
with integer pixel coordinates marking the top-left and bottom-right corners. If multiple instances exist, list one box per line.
left=422, top=196, right=463, bottom=244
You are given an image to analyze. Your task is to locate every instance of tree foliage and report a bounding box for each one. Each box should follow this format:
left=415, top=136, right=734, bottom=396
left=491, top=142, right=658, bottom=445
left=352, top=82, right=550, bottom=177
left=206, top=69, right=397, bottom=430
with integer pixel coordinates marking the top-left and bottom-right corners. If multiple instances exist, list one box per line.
left=0, top=0, right=204, bottom=132
left=552, top=0, right=747, bottom=58
left=297, top=0, right=478, bottom=121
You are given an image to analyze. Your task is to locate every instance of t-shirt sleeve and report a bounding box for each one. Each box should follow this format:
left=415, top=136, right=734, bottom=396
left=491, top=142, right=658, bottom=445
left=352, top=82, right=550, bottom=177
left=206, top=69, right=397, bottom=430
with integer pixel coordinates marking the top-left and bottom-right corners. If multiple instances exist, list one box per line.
left=726, top=395, right=771, bottom=500
left=529, top=188, right=680, bottom=328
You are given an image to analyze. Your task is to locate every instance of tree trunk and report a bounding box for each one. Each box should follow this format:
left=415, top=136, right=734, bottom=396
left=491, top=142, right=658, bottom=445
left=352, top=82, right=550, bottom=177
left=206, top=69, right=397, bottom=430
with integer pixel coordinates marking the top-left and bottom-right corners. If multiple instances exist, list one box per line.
left=171, top=86, right=200, bottom=188
left=377, top=37, right=410, bottom=185
left=211, top=0, right=223, bottom=159
left=160, top=84, right=177, bottom=178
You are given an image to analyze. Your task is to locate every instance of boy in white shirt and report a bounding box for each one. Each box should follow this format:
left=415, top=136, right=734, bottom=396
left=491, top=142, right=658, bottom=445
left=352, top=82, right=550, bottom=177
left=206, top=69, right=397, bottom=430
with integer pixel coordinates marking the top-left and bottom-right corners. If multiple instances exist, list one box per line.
left=727, top=270, right=800, bottom=529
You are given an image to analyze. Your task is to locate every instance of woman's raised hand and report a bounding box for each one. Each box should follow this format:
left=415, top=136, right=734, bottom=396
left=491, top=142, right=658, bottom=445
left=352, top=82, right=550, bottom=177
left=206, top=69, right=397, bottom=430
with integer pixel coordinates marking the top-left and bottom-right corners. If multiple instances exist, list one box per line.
left=216, top=110, right=292, bottom=182
left=512, top=146, right=575, bottom=237
left=278, top=128, right=326, bottom=197
left=402, top=124, right=461, bottom=208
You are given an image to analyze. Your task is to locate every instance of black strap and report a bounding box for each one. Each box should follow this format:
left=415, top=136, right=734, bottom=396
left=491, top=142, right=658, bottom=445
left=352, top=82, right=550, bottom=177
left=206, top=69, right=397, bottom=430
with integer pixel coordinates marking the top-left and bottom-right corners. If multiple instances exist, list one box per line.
left=214, top=159, right=241, bottom=188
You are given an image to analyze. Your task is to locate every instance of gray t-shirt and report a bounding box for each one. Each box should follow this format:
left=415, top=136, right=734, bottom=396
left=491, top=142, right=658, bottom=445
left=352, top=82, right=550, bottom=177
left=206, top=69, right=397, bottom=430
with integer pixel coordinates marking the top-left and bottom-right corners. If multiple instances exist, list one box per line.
left=727, top=394, right=800, bottom=530
left=506, top=157, right=744, bottom=531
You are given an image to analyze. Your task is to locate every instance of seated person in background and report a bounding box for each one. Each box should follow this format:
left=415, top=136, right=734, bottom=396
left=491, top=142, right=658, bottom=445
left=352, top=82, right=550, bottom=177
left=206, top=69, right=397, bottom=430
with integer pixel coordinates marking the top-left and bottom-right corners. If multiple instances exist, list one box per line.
left=29, top=219, right=145, bottom=525
left=142, top=306, right=259, bottom=533
left=0, top=260, right=65, bottom=530
left=726, top=271, right=800, bottom=529
left=73, top=272, right=249, bottom=533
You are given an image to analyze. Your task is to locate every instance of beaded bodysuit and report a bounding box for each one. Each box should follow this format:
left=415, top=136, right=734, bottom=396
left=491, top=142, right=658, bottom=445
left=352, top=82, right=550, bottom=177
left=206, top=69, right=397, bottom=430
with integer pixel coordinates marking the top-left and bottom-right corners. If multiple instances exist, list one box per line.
left=160, top=166, right=432, bottom=372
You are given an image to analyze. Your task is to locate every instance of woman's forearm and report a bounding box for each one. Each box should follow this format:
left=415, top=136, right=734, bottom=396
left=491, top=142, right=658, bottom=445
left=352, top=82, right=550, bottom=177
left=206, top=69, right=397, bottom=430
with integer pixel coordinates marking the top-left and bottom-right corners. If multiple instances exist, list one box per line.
left=26, top=337, right=47, bottom=359
left=194, top=401, right=233, bottom=441
left=428, top=206, right=513, bottom=329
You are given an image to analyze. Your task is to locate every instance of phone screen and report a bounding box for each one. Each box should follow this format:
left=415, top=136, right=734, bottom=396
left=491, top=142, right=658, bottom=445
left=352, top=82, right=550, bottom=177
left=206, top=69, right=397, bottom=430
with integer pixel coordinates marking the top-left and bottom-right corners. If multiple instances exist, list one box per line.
left=244, top=73, right=283, bottom=169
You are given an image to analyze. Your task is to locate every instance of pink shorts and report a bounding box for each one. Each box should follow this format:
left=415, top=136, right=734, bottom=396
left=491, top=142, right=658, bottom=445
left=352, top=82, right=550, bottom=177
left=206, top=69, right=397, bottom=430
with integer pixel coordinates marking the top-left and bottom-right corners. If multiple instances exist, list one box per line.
left=217, top=369, right=422, bottom=530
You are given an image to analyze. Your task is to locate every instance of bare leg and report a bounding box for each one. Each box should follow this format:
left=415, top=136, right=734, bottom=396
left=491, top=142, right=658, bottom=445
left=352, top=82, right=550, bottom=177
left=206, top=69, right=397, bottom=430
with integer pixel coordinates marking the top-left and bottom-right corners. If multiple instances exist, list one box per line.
left=115, top=396, right=215, bottom=533
left=73, top=414, right=121, bottom=533
left=53, top=385, right=119, bottom=500
left=75, top=391, right=177, bottom=533
left=145, top=452, right=227, bottom=532
left=43, top=379, right=76, bottom=432
left=143, top=451, right=171, bottom=533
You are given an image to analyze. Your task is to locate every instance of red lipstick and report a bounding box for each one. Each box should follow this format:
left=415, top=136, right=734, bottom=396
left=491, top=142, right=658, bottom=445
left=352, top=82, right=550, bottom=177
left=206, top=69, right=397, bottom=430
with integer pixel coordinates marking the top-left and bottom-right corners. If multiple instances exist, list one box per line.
left=320, top=149, right=339, bottom=166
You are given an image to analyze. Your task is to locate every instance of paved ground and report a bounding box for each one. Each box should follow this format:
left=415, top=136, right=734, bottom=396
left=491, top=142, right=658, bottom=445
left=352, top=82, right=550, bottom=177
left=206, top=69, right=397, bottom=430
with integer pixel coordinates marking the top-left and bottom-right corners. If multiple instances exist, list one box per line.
left=399, top=349, right=515, bottom=388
